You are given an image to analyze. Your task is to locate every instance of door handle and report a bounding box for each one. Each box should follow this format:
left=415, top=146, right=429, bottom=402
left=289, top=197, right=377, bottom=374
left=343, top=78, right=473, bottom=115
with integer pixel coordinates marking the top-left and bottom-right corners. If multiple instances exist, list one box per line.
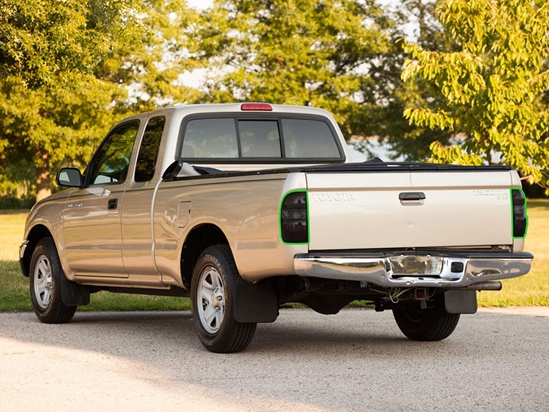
left=108, top=198, right=118, bottom=210
left=399, top=192, right=426, bottom=201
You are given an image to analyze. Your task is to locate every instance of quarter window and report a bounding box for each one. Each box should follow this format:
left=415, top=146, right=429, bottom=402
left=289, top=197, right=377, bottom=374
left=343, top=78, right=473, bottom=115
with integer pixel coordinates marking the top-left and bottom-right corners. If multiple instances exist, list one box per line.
left=135, top=116, right=165, bottom=182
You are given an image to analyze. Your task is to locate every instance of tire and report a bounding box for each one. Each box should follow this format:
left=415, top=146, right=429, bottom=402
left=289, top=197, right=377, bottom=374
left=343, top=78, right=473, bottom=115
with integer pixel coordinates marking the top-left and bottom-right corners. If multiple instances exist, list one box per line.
left=392, top=295, right=460, bottom=341
left=190, top=245, right=256, bottom=353
left=29, top=238, right=76, bottom=324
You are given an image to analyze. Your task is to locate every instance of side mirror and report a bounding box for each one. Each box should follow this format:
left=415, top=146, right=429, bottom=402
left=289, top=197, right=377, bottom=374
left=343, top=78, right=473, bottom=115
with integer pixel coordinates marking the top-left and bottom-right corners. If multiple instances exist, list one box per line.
left=56, top=168, right=82, bottom=188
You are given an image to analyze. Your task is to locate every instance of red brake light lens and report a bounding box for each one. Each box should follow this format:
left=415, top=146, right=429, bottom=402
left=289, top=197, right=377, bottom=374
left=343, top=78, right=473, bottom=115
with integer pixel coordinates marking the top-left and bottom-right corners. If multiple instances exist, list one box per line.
left=241, top=103, right=273, bottom=111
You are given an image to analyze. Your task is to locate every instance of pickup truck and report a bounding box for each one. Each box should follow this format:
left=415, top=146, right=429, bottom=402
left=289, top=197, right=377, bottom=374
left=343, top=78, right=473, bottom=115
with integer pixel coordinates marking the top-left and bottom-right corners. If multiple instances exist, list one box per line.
left=19, top=103, right=533, bottom=353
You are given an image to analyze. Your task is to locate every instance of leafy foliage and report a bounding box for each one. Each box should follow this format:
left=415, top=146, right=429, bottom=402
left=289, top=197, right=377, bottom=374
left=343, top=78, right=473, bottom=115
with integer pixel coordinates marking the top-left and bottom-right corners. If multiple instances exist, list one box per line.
left=402, top=0, right=549, bottom=187
left=5, top=0, right=549, bottom=198
left=195, top=0, right=392, bottom=137
left=0, top=0, right=198, bottom=201
left=356, top=0, right=460, bottom=161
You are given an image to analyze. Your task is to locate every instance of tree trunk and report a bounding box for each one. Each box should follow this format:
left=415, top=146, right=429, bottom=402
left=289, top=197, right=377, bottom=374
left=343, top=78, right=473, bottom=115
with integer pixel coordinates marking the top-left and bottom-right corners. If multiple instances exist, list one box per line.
left=35, top=149, right=51, bottom=202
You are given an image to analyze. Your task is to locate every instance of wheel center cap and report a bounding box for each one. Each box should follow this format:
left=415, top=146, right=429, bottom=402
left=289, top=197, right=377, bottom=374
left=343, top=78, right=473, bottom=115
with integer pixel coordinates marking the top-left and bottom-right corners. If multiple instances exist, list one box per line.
left=212, top=288, right=223, bottom=305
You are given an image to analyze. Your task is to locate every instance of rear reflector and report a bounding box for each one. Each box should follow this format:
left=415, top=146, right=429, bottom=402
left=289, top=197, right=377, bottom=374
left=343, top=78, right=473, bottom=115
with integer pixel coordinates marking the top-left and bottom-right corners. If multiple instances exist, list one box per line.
left=241, top=103, right=273, bottom=111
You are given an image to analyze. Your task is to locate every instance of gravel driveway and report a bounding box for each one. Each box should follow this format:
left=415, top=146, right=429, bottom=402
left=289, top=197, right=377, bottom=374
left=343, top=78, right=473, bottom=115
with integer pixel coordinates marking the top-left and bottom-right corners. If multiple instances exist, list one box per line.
left=1, top=307, right=548, bottom=412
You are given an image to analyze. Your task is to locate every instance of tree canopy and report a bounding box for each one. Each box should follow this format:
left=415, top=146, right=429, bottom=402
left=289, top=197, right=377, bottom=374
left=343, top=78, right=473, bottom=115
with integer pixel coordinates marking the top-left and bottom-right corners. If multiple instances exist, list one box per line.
left=402, top=0, right=549, bottom=187
left=0, top=0, right=198, bottom=200
left=3, top=0, right=549, bottom=201
left=195, top=0, right=393, bottom=137
left=351, top=0, right=457, bottom=161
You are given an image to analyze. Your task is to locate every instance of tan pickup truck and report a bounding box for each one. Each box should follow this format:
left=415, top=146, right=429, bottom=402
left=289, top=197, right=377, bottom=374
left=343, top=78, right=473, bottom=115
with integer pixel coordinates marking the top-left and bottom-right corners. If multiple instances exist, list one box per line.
left=19, top=103, right=533, bottom=352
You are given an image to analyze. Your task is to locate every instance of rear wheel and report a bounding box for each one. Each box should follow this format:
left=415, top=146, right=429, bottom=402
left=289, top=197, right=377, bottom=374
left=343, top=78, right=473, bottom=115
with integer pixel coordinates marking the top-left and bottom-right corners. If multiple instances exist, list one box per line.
left=393, top=296, right=460, bottom=341
left=29, top=238, right=76, bottom=324
left=190, top=245, right=256, bottom=353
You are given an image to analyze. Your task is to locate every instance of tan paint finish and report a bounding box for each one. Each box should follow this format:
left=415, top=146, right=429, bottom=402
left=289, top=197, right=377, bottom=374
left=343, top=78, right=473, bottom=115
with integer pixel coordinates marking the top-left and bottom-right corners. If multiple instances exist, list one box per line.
left=22, top=104, right=527, bottom=290
left=153, top=172, right=308, bottom=286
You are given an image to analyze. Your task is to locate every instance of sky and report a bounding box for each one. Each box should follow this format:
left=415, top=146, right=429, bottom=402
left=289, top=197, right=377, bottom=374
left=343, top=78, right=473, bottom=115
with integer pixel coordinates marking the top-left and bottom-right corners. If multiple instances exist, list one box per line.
left=187, top=0, right=211, bottom=9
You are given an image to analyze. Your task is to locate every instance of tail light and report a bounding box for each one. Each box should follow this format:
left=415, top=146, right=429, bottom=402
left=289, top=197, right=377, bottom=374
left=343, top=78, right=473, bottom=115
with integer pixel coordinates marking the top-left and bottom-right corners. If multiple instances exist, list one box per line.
left=512, top=189, right=528, bottom=238
left=281, top=192, right=308, bottom=243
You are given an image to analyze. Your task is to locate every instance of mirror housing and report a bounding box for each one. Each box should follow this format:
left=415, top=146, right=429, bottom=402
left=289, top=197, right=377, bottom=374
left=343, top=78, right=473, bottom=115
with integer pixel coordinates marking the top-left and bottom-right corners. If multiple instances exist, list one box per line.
left=56, top=168, right=82, bottom=188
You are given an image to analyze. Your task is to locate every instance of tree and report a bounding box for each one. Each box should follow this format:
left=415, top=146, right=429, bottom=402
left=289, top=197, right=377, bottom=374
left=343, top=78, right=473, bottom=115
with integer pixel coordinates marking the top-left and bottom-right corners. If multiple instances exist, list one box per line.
left=351, top=0, right=457, bottom=161
left=401, top=0, right=549, bottom=187
left=195, top=0, right=393, bottom=138
left=346, top=0, right=486, bottom=162
left=0, top=0, right=198, bottom=201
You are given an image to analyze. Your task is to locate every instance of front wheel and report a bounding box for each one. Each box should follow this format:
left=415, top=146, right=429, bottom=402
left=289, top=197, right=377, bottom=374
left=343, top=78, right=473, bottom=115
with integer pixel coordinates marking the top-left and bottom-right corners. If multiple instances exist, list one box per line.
left=190, top=245, right=256, bottom=353
left=393, top=296, right=460, bottom=341
left=29, top=238, right=76, bottom=324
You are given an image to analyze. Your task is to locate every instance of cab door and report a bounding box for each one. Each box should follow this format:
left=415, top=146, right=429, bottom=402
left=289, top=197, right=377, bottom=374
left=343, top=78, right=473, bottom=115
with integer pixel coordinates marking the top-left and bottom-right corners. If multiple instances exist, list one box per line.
left=62, top=121, right=140, bottom=278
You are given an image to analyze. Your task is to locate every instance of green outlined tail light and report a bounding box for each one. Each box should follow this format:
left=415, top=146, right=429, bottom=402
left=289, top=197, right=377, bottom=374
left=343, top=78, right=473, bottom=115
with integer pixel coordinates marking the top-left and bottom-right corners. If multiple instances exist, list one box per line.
left=281, top=192, right=308, bottom=243
left=512, top=189, right=527, bottom=238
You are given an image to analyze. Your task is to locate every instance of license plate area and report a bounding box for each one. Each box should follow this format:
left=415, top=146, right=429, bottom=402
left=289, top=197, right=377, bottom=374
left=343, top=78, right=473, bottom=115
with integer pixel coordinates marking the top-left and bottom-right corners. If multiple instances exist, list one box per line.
left=389, top=254, right=443, bottom=277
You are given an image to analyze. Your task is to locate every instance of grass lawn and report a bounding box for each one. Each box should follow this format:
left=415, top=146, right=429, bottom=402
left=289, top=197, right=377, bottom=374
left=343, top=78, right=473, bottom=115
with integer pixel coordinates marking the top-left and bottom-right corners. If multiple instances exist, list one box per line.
left=477, top=199, right=549, bottom=306
left=1, top=201, right=548, bottom=312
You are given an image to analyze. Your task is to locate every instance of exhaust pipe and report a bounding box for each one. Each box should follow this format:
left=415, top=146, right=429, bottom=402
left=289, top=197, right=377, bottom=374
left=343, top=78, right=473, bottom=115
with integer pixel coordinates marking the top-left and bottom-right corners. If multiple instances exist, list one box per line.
left=459, top=281, right=502, bottom=291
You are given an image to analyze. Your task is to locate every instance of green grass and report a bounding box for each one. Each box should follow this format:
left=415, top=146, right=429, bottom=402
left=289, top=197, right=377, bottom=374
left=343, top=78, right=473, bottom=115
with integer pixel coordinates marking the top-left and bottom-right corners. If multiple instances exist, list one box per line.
left=1, top=202, right=548, bottom=312
left=477, top=199, right=549, bottom=307
left=0, top=260, right=31, bottom=311
left=0, top=211, right=31, bottom=310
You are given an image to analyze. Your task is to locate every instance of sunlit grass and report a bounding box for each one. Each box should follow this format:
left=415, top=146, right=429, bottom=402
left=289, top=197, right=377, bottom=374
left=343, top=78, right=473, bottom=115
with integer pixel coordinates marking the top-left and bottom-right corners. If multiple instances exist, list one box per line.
left=0, top=210, right=27, bottom=261
left=478, top=199, right=549, bottom=307
left=1, top=201, right=548, bottom=312
left=0, top=260, right=31, bottom=311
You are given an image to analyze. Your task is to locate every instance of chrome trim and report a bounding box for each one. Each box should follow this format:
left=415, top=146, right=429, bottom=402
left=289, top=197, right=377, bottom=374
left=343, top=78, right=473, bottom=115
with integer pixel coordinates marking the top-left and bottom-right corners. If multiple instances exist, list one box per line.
left=294, top=253, right=533, bottom=288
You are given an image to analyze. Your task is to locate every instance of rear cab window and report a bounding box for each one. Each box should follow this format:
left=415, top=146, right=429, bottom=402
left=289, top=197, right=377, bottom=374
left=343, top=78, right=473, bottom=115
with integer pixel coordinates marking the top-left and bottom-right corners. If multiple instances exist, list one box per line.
left=178, top=114, right=344, bottom=164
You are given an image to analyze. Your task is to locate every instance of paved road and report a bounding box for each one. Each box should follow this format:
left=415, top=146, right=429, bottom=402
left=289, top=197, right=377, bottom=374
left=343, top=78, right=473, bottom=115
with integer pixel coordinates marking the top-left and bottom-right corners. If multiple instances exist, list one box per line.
left=1, top=308, right=548, bottom=412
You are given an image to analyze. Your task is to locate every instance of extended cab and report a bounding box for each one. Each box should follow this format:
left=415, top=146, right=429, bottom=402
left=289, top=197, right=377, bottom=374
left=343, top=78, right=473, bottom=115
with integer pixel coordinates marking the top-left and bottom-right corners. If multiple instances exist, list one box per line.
left=20, top=103, right=533, bottom=352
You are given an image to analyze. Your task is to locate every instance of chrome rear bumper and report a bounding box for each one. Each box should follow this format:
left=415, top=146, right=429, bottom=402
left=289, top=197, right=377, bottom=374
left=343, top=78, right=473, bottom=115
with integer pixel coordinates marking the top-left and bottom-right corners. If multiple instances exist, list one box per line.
left=294, top=251, right=533, bottom=288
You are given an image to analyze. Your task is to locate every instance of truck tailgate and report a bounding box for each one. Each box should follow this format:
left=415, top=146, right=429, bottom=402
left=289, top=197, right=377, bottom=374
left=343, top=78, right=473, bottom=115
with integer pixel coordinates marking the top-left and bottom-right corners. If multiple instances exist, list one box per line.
left=306, top=170, right=514, bottom=250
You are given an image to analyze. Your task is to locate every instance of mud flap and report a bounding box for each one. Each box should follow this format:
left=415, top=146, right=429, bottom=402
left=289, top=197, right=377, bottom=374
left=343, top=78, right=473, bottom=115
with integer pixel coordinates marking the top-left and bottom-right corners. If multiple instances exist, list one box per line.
left=444, top=290, right=477, bottom=314
left=60, top=275, right=90, bottom=306
left=234, top=278, right=278, bottom=323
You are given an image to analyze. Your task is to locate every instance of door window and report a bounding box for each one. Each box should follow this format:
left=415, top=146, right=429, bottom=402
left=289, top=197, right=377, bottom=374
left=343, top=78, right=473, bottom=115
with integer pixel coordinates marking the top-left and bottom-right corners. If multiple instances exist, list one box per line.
left=87, top=121, right=139, bottom=185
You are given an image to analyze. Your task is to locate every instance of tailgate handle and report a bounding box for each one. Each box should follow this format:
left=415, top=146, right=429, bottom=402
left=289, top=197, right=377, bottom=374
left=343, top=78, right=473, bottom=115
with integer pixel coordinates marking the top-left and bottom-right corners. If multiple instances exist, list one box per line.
left=108, top=198, right=118, bottom=210
left=399, top=192, right=426, bottom=201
